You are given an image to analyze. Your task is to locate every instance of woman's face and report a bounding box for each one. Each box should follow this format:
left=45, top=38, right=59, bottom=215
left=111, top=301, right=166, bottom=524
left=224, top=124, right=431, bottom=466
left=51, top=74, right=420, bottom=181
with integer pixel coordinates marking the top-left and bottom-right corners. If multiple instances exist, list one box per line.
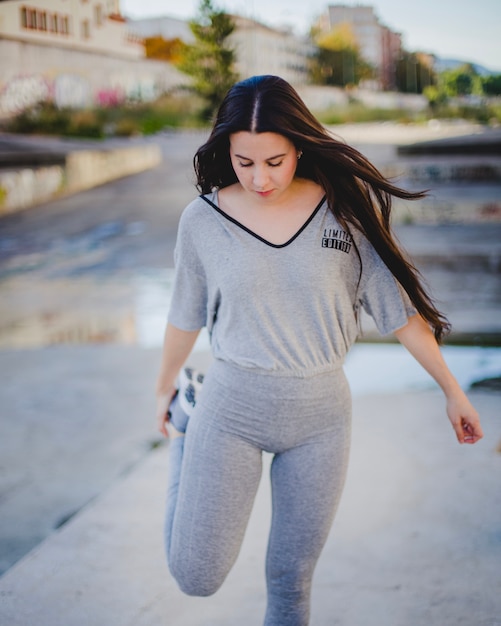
left=229, top=132, right=299, bottom=202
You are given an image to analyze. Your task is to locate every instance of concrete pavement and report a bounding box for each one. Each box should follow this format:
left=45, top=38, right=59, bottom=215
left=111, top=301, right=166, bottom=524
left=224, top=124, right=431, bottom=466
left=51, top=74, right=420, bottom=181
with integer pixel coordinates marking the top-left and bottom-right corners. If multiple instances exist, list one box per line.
left=0, top=376, right=499, bottom=626
left=0, top=123, right=500, bottom=625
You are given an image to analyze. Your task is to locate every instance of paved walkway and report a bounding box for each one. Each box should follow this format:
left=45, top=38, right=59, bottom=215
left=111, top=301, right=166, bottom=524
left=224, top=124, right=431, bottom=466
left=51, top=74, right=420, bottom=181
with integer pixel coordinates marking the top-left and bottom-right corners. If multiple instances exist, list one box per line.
left=0, top=344, right=500, bottom=626
left=1, top=123, right=500, bottom=625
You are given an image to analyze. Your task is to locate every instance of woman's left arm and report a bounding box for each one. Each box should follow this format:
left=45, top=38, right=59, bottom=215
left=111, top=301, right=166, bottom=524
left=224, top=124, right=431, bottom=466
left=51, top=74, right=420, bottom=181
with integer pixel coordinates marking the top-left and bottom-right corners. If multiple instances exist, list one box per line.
left=394, top=314, right=483, bottom=445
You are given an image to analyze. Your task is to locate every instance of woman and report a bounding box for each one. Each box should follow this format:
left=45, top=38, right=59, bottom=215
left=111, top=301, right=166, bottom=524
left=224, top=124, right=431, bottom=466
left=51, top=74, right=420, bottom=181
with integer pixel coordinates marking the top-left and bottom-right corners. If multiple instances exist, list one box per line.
left=156, top=75, right=483, bottom=625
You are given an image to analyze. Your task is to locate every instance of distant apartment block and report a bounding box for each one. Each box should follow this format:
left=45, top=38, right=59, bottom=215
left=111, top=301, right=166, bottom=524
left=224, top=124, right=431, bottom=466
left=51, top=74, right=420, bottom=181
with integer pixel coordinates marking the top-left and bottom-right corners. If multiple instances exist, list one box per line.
left=316, top=4, right=402, bottom=90
left=0, top=0, right=186, bottom=115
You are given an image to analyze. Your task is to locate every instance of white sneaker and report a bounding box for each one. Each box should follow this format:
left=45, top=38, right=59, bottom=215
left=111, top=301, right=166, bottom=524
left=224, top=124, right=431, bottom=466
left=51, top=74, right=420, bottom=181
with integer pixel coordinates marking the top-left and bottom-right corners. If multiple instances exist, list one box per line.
left=177, top=367, right=205, bottom=416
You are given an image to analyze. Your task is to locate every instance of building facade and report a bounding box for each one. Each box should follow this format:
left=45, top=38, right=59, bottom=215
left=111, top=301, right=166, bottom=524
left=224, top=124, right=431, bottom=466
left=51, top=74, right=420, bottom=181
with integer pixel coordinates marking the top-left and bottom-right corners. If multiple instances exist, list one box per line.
left=128, top=14, right=311, bottom=86
left=0, top=0, right=142, bottom=58
left=229, top=16, right=310, bottom=86
left=316, top=4, right=402, bottom=90
left=0, top=0, right=186, bottom=115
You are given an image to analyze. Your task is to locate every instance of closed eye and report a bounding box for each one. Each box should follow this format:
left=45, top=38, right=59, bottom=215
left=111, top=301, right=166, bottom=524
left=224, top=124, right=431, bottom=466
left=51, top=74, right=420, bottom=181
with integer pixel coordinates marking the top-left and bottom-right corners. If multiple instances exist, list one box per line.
left=237, top=161, right=283, bottom=168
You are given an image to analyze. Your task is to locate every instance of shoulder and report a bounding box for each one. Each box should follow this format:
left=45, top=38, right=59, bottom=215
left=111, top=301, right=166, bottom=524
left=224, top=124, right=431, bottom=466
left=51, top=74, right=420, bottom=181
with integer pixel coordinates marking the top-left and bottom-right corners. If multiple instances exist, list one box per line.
left=178, top=194, right=217, bottom=230
left=181, top=194, right=214, bottom=218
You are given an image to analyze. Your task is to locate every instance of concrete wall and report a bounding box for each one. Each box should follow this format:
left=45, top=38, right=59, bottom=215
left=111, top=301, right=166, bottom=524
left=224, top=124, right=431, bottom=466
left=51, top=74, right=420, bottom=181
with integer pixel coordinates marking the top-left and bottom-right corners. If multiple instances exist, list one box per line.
left=297, top=85, right=427, bottom=112
left=0, top=166, right=64, bottom=214
left=0, top=143, right=162, bottom=215
left=0, top=39, right=188, bottom=114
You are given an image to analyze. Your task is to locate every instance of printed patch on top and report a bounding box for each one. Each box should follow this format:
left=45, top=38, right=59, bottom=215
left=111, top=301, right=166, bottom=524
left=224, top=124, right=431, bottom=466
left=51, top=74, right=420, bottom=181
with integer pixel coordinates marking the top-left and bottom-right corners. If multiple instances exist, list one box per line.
left=322, top=228, right=353, bottom=253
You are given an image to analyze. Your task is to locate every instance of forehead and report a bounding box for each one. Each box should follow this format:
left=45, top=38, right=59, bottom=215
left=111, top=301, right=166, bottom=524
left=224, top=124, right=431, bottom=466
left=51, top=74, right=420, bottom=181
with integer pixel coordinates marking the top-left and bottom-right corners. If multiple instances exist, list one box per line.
left=229, top=132, right=293, bottom=157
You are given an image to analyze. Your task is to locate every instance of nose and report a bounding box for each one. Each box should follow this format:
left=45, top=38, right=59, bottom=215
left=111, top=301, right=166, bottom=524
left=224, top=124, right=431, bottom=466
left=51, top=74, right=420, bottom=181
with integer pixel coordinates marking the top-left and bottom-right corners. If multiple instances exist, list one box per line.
left=252, top=165, right=269, bottom=189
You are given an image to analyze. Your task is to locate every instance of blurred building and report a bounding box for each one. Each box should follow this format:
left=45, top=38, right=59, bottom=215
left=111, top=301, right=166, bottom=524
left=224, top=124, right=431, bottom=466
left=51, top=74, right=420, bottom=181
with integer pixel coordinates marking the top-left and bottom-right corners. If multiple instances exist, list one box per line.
left=128, top=14, right=311, bottom=86
left=126, top=15, right=193, bottom=44
left=0, top=0, right=186, bottom=115
left=230, top=16, right=310, bottom=85
left=316, top=4, right=402, bottom=90
left=0, top=0, right=142, bottom=58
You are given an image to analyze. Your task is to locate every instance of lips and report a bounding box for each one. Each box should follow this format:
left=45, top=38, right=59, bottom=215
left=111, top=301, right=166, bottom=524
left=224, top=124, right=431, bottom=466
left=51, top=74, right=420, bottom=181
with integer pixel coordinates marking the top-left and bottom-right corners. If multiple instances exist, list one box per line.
left=256, top=190, right=274, bottom=197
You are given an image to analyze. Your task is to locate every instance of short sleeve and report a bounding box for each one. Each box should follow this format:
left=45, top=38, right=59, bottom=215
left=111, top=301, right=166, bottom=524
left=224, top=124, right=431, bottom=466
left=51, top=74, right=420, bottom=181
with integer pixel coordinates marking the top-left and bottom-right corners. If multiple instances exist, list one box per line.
left=167, top=210, right=208, bottom=331
left=358, top=239, right=417, bottom=336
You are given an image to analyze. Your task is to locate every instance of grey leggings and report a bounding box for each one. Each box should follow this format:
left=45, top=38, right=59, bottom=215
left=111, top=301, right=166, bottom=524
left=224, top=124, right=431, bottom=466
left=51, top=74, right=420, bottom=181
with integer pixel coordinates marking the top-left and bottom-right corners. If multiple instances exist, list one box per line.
left=165, top=360, right=352, bottom=626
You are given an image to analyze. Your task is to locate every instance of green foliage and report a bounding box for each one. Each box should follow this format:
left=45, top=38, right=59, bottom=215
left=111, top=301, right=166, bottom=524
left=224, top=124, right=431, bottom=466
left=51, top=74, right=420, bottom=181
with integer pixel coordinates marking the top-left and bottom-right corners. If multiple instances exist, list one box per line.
left=316, top=103, right=418, bottom=125
left=423, top=85, right=447, bottom=109
left=440, top=64, right=480, bottom=97
left=395, top=53, right=436, bottom=94
left=176, top=0, right=238, bottom=121
left=427, top=102, right=500, bottom=124
left=309, top=24, right=374, bottom=87
left=481, top=74, right=501, bottom=96
left=315, top=99, right=501, bottom=126
left=6, top=94, right=207, bottom=138
left=310, top=47, right=374, bottom=87
left=7, top=102, right=103, bottom=137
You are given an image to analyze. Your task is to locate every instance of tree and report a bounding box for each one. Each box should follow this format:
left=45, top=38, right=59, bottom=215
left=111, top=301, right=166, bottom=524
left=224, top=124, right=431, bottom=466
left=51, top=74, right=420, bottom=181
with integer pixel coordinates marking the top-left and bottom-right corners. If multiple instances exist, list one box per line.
left=481, top=74, right=501, bottom=96
left=423, top=85, right=447, bottom=110
left=309, top=24, right=374, bottom=87
left=441, top=64, right=478, bottom=97
left=144, top=36, right=185, bottom=63
left=395, top=52, right=436, bottom=93
left=176, top=0, right=238, bottom=120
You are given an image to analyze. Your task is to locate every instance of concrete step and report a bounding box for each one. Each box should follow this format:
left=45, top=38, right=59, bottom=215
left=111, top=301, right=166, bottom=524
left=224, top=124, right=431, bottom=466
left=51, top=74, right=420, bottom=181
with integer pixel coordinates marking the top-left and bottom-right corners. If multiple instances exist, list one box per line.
left=0, top=134, right=162, bottom=215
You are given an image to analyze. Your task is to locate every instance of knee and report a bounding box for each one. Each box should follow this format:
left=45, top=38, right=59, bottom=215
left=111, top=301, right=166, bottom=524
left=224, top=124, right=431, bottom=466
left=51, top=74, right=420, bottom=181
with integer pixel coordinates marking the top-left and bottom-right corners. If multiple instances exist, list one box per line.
left=169, top=557, right=224, bottom=597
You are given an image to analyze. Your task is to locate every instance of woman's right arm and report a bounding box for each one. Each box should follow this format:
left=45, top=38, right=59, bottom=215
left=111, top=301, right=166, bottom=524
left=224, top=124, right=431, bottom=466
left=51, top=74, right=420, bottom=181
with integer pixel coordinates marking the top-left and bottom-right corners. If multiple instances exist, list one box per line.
left=156, top=323, right=201, bottom=437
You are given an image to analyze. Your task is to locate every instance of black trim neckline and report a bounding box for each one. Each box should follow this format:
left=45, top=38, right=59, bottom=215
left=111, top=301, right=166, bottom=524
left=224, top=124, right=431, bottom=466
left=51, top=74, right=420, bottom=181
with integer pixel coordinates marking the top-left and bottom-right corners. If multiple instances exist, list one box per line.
left=200, top=193, right=326, bottom=249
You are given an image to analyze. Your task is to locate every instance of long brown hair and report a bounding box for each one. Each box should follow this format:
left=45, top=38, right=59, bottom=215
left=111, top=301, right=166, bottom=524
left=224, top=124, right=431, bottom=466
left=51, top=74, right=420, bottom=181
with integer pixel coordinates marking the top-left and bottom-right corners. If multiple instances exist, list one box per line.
left=194, top=75, right=450, bottom=342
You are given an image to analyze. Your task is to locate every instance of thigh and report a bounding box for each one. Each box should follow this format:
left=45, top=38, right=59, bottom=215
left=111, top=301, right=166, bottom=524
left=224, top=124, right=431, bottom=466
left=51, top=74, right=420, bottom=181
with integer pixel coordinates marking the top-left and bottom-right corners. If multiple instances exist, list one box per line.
left=267, top=425, right=351, bottom=577
left=169, top=415, right=263, bottom=594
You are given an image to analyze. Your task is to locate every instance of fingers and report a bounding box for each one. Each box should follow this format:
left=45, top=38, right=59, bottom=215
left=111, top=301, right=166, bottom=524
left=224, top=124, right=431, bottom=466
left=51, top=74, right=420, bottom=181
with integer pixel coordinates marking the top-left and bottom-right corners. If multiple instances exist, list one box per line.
left=157, top=408, right=169, bottom=438
left=461, top=419, right=483, bottom=444
left=158, top=416, right=169, bottom=438
left=156, top=391, right=175, bottom=438
left=446, top=393, right=483, bottom=445
left=452, top=417, right=483, bottom=445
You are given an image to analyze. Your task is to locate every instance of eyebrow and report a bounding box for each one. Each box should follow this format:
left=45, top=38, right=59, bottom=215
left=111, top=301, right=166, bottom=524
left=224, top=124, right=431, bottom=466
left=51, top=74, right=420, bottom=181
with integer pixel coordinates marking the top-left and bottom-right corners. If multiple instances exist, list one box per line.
left=234, top=153, right=287, bottom=161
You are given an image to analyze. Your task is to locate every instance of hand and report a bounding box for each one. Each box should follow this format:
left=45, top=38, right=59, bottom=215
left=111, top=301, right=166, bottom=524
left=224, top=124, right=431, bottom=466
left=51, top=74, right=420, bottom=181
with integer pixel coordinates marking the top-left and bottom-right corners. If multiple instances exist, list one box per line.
left=446, top=391, right=483, bottom=445
left=156, top=387, right=177, bottom=438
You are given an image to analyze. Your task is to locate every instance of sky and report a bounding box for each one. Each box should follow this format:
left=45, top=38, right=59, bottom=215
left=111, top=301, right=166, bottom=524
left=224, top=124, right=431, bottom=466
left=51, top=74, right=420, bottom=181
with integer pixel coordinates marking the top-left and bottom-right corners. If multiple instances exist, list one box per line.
left=121, top=0, right=501, bottom=72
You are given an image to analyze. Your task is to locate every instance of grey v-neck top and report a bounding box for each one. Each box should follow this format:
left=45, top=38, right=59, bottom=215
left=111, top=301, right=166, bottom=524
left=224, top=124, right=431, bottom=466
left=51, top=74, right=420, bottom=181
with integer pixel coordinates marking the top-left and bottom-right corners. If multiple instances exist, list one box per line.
left=167, top=192, right=416, bottom=377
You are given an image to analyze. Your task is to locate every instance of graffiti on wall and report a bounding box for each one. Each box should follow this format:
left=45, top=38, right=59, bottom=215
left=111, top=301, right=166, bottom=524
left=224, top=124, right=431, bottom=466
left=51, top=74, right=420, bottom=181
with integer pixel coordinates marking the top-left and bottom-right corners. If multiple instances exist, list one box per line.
left=0, top=68, right=163, bottom=115
left=0, top=75, right=51, bottom=115
left=53, top=74, right=91, bottom=109
left=110, top=73, right=157, bottom=102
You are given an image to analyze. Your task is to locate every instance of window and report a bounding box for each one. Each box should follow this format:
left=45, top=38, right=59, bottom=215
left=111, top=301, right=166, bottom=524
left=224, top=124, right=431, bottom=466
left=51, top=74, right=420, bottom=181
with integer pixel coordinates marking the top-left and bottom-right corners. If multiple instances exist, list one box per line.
left=61, top=16, right=70, bottom=35
left=38, top=11, right=47, bottom=31
left=94, top=4, right=103, bottom=26
left=21, top=7, right=38, bottom=29
left=20, top=6, right=70, bottom=35
left=81, top=19, right=90, bottom=39
left=49, top=13, right=58, bottom=33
